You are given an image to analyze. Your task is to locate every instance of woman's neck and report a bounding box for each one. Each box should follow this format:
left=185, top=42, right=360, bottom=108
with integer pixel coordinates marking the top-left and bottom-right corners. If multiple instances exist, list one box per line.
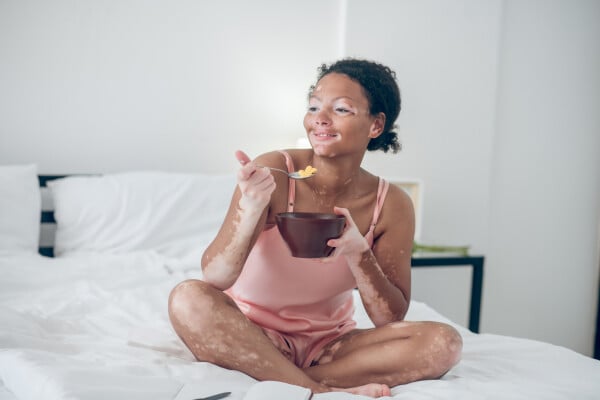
left=306, top=154, right=366, bottom=198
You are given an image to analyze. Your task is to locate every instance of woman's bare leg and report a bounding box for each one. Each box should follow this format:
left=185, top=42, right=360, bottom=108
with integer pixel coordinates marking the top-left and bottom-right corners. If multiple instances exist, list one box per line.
left=304, top=321, right=463, bottom=388
left=168, top=279, right=390, bottom=397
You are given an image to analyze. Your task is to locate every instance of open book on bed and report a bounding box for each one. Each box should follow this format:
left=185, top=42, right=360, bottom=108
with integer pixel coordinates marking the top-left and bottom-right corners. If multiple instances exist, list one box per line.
left=175, top=381, right=311, bottom=400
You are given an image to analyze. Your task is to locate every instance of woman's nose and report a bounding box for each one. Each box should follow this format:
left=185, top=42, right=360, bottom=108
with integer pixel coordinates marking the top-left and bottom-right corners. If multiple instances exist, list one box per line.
left=315, top=109, right=331, bottom=125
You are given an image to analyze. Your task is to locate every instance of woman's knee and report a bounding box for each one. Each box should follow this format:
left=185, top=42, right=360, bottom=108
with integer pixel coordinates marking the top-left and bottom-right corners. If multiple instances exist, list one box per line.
left=168, top=279, right=217, bottom=327
left=422, top=322, right=463, bottom=377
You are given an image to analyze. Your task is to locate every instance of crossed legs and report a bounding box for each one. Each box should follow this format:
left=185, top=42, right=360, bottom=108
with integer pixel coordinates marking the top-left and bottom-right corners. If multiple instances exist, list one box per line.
left=305, top=320, right=462, bottom=388
left=168, top=279, right=462, bottom=397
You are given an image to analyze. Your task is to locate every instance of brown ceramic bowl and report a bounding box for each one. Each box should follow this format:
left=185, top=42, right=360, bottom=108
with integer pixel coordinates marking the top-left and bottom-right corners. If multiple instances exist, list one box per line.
left=276, top=212, right=346, bottom=258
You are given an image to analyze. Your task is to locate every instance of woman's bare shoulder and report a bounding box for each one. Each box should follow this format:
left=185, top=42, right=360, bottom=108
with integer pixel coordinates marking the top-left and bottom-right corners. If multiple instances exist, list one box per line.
left=370, top=180, right=415, bottom=248
left=381, top=181, right=415, bottom=223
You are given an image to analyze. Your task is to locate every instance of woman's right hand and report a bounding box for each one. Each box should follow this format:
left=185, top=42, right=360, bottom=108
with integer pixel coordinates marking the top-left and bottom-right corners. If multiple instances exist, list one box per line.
left=235, top=150, right=276, bottom=213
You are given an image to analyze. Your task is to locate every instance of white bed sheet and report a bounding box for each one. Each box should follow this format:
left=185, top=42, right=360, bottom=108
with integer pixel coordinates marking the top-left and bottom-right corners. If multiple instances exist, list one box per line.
left=1, top=252, right=599, bottom=400
left=0, top=386, right=16, bottom=400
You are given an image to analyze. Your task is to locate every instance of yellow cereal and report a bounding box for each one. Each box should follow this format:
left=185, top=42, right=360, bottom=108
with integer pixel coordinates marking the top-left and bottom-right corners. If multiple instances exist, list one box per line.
left=296, top=165, right=317, bottom=178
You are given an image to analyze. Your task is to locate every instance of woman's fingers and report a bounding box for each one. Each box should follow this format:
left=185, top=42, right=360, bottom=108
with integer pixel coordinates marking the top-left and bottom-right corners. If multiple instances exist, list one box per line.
left=235, top=150, right=252, bottom=166
left=327, top=206, right=370, bottom=256
left=234, top=150, right=276, bottom=211
left=235, top=150, right=259, bottom=181
left=333, top=206, right=357, bottom=229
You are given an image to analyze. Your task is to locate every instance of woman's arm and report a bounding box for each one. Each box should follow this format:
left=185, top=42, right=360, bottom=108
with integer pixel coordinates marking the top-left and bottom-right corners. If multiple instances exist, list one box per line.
left=329, top=185, right=415, bottom=326
left=201, top=150, right=277, bottom=290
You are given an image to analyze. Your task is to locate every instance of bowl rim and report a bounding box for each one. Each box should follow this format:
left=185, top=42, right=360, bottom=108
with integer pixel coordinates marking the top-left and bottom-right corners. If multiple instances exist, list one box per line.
left=276, top=212, right=345, bottom=220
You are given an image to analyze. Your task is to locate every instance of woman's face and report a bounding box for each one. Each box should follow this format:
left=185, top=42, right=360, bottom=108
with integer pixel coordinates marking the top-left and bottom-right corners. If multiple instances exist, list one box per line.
left=303, top=72, right=383, bottom=158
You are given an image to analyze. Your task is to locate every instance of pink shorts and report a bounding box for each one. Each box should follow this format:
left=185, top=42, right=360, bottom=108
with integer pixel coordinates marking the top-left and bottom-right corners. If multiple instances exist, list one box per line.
left=261, top=321, right=356, bottom=368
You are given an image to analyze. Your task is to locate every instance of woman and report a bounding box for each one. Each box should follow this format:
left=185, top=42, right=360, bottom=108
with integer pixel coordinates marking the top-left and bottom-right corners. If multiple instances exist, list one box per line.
left=168, top=59, right=462, bottom=397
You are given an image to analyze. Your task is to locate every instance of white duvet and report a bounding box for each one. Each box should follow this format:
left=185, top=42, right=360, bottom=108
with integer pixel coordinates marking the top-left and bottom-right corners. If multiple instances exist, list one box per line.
left=1, top=252, right=599, bottom=400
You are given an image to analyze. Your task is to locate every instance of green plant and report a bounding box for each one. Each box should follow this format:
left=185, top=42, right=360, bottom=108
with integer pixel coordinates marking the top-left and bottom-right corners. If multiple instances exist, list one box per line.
left=412, top=241, right=470, bottom=256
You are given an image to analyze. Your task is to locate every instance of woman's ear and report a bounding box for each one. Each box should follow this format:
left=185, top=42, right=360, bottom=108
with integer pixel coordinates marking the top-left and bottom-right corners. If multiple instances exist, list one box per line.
left=368, top=113, right=386, bottom=138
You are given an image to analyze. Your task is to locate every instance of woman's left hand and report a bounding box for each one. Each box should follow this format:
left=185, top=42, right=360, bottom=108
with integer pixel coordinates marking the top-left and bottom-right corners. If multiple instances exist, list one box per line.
left=326, top=206, right=370, bottom=262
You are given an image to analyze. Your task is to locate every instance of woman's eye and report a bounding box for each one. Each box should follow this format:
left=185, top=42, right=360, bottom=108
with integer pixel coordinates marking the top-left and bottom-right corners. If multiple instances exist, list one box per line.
left=307, top=106, right=318, bottom=112
left=336, top=108, right=350, bottom=113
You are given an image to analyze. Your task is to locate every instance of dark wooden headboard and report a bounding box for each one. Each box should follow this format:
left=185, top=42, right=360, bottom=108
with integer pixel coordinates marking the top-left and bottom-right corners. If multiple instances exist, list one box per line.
left=38, top=175, right=67, bottom=257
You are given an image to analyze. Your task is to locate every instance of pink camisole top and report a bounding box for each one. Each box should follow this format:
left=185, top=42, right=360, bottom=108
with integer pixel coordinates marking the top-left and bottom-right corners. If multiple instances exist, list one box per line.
left=226, top=151, right=389, bottom=335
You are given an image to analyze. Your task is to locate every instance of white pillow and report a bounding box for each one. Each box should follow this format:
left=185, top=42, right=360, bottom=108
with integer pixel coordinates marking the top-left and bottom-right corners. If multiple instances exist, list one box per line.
left=0, top=164, right=41, bottom=255
left=48, top=171, right=236, bottom=258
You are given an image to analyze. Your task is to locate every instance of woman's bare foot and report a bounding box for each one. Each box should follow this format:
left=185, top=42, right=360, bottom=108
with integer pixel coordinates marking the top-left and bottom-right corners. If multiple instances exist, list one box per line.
left=334, top=383, right=391, bottom=398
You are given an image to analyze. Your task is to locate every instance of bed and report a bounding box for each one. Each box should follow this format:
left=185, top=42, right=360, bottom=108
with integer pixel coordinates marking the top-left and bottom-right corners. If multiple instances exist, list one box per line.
left=1, top=165, right=599, bottom=400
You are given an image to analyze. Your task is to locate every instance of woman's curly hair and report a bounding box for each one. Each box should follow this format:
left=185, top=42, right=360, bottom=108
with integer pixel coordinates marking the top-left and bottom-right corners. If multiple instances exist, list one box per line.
left=310, top=58, right=402, bottom=153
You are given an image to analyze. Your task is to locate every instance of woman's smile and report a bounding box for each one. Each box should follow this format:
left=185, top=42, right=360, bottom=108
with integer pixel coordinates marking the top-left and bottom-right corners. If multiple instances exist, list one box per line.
left=311, top=131, right=339, bottom=140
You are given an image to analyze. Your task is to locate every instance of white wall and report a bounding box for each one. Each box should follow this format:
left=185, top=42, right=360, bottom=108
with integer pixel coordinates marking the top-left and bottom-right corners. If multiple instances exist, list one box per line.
left=0, top=0, right=342, bottom=173
left=1, top=0, right=598, bottom=356
left=486, top=0, right=600, bottom=353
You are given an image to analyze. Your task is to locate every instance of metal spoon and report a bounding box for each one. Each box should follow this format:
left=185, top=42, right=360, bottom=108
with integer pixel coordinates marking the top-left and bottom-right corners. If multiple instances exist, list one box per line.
left=193, top=392, right=231, bottom=400
left=258, top=166, right=316, bottom=180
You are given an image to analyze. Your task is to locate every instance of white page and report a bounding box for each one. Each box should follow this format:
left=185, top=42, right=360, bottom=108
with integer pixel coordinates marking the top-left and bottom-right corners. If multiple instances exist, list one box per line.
left=243, top=381, right=311, bottom=400
left=173, top=380, right=311, bottom=400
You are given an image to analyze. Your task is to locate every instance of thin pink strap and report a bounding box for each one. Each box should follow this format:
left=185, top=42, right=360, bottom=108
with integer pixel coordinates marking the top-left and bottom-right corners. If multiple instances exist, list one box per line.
left=278, top=151, right=296, bottom=212
left=365, top=178, right=389, bottom=245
